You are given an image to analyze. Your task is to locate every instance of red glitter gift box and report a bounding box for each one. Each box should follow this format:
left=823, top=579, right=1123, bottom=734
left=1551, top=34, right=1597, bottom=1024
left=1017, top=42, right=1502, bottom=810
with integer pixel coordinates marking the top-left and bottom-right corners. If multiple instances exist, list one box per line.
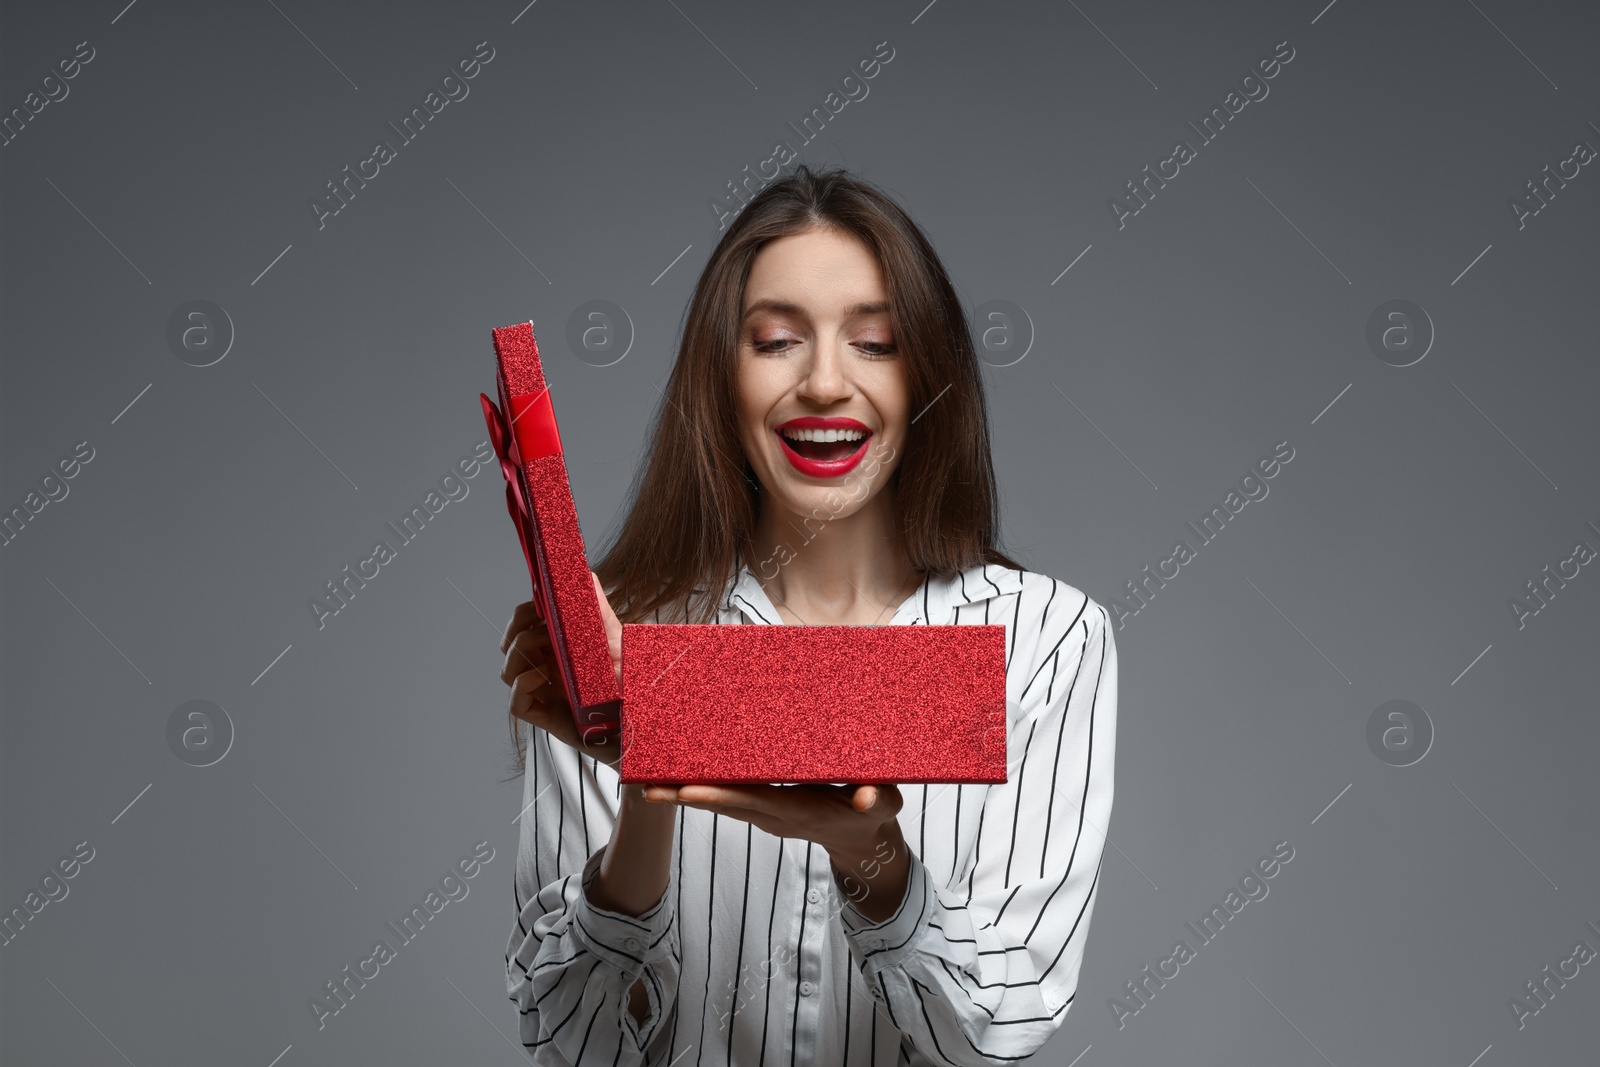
left=479, top=317, right=1011, bottom=784
left=617, top=623, right=1009, bottom=784
left=480, top=321, right=621, bottom=741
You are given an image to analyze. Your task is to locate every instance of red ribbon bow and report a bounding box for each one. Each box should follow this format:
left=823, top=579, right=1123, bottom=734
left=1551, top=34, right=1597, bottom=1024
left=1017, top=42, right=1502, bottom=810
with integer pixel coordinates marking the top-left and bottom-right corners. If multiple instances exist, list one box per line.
left=479, top=386, right=562, bottom=623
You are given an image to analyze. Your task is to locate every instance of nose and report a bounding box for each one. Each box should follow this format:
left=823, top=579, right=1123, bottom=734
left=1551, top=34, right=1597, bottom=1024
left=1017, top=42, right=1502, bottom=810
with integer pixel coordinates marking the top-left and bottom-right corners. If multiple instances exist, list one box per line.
left=796, top=333, right=851, bottom=405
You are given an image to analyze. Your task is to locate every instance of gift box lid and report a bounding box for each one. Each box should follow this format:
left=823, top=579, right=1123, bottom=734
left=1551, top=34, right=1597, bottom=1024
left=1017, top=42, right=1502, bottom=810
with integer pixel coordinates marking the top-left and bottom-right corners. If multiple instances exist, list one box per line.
left=480, top=321, right=621, bottom=739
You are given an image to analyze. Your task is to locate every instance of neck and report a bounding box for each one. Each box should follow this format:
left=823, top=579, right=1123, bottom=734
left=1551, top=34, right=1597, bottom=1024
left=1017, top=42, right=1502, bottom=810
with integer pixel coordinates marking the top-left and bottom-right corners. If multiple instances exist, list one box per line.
left=748, top=489, right=917, bottom=625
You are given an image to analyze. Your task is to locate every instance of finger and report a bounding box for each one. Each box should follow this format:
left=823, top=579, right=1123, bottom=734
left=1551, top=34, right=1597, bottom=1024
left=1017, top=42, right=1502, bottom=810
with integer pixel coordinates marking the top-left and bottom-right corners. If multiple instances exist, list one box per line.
left=512, top=693, right=589, bottom=762
left=667, top=797, right=717, bottom=817
left=795, top=783, right=863, bottom=810
left=668, top=796, right=770, bottom=824
left=673, top=784, right=732, bottom=805
left=844, top=784, right=904, bottom=818
left=576, top=723, right=624, bottom=767
left=508, top=666, right=626, bottom=770
left=510, top=698, right=550, bottom=728
left=677, top=783, right=817, bottom=819
left=508, top=668, right=563, bottom=726
left=673, top=784, right=768, bottom=812
left=500, top=600, right=541, bottom=653
left=503, top=615, right=550, bottom=664
left=876, top=784, right=905, bottom=818
left=854, top=785, right=904, bottom=816
left=501, top=627, right=551, bottom=686
left=800, top=783, right=876, bottom=811
left=799, top=783, right=858, bottom=796
left=591, top=572, right=624, bottom=682
left=511, top=695, right=555, bottom=727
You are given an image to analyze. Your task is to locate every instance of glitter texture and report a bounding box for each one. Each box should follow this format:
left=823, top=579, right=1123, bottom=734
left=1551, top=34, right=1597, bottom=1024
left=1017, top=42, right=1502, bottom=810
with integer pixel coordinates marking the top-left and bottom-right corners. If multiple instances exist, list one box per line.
left=492, top=320, right=548, bottom=398
left=618, top=623, right=1009, bottom=784
left=487, top=321, right=621, bottom=738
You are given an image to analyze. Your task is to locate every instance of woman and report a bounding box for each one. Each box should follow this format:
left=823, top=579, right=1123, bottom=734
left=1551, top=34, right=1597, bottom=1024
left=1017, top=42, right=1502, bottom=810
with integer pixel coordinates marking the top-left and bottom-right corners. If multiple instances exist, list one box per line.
left=499, top=166, right=1117, bottom=1065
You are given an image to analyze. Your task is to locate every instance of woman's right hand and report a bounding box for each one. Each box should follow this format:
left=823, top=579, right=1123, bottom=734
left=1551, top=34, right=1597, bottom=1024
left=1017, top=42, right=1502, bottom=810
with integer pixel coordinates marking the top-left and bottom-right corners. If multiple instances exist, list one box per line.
left=501, top=572, right=626, bottom=767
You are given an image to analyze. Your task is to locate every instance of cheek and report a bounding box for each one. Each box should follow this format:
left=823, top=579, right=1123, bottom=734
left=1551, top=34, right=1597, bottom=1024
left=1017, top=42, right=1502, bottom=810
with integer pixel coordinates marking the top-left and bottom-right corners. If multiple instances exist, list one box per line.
left=867, top=372, right=912, bottom=447
left=732, top=366, right=759, bottom=428
left=871, top=361, right=911, bottom=413
left=739, top=399, right=773, bottom=456
left=735, top=360, right=790, bottom=440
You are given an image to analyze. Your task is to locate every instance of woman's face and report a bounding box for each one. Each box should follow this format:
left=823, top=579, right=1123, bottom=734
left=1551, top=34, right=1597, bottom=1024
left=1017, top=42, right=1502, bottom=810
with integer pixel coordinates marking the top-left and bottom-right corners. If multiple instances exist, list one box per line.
left=735, top=225, right=909, bottom=523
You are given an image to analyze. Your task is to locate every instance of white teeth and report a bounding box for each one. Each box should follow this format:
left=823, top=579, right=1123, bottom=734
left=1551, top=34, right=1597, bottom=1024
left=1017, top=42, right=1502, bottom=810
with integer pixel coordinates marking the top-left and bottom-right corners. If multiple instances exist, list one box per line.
left=780, top=427, right=866, bottom=443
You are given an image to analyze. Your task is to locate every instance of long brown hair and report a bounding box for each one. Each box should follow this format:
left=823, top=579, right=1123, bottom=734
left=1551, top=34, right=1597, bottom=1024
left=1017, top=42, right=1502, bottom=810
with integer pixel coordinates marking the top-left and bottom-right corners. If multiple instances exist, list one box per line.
left=513, top=166, right=1025, bottom=768
left=594, top=164, right=1023, bottom=625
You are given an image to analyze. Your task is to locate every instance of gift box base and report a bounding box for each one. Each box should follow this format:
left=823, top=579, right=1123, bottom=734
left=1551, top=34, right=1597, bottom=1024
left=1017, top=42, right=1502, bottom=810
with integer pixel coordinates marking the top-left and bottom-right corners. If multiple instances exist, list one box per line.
left=619, top=623, right=1009, bottom=784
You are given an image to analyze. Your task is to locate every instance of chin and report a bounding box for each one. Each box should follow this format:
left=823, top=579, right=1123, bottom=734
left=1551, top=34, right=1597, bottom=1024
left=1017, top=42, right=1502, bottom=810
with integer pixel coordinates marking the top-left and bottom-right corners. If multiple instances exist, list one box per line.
left=772, top=469, right=881, bottom=518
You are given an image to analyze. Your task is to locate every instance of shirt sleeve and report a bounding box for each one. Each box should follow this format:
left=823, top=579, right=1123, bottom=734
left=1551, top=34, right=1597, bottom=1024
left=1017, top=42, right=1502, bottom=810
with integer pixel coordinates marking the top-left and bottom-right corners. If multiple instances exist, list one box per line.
left=505, top=722, right=682, bottom=1064
left=833, top=592, right=1118, bottom=1065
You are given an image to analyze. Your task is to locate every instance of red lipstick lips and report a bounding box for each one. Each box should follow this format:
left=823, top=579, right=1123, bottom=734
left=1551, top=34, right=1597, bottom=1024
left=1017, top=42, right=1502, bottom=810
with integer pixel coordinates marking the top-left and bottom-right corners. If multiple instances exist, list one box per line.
left=775, top=416, right=873, bottom=479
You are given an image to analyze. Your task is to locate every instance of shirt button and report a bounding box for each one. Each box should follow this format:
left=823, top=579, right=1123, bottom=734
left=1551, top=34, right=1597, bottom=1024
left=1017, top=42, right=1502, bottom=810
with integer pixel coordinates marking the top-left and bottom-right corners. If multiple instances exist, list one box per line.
left=806, top=889, right=821, bottom=905
left=623, top=937, right=641, bottom=953
left=799, top=980, right=814, bottom=997
left=867, top=938, right=884, bottom=950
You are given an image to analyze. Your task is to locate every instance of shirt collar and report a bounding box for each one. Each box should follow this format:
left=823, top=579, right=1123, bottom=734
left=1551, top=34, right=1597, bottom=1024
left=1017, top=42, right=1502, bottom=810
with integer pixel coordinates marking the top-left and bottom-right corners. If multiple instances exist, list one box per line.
left=721, top=560, right=1025, bottom=626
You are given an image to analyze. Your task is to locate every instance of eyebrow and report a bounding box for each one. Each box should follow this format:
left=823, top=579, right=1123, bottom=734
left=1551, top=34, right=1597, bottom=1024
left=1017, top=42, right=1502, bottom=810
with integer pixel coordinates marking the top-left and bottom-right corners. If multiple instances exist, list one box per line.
left=742, top=299, right=890, bottom=319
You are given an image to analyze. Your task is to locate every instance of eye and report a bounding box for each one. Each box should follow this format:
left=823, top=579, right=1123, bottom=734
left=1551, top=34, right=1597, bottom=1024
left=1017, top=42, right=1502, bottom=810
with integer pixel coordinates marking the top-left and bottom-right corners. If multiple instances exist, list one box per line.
left=856, top=341, right=898, bottom=358
left=752, top=338, right=799, bottom=354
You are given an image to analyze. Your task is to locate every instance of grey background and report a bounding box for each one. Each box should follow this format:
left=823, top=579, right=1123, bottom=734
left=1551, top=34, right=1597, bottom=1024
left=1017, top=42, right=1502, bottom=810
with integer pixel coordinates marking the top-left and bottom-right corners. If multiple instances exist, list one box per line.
left=3, top=0, right=1596, bottom=1064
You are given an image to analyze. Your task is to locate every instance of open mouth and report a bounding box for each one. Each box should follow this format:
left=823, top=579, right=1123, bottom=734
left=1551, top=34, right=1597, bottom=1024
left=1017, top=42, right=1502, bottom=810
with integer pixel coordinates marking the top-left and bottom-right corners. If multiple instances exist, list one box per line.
left=778, top=428, right=870, bottom=463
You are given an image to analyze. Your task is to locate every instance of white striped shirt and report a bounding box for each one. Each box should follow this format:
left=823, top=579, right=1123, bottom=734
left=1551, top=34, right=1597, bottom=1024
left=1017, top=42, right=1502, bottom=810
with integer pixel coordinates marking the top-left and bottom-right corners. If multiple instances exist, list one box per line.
left=505, top=561, right=1118, bottom=1065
